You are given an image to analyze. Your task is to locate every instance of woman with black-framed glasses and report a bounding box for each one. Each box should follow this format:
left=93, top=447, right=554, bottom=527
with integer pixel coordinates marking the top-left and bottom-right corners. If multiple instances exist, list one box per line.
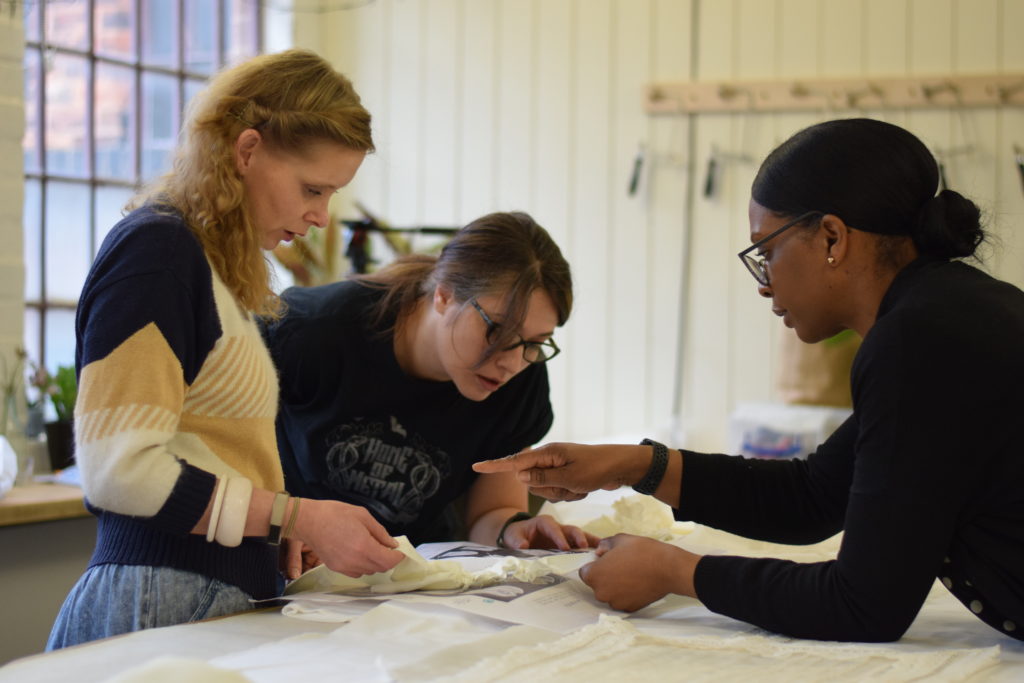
left=261, top=211, right=598, bottom=555
left=477, top=119, right=1024, bottom=644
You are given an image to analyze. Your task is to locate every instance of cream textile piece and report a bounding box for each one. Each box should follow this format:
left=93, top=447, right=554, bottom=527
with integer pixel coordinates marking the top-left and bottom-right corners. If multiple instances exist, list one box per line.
left=571, top=492, right=695, bottom=541
left=284, top=536, right=588, bottom=596
left=431, top=614, right=1002, bottom=683
left=543, top=490, right=844, bottom=560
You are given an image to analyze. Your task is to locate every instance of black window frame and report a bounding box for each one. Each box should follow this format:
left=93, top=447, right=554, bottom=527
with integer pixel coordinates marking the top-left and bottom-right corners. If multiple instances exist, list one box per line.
left=23, top=0, right=262, bottom=370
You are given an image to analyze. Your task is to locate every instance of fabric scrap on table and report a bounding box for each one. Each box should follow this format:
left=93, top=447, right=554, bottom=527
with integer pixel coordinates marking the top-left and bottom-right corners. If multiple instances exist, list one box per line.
left=284, top=536, right=589, bottom=596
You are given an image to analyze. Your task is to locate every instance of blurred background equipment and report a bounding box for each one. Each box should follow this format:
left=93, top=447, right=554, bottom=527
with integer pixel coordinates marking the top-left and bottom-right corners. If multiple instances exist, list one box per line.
left=272, top=202, right=460, bottom=287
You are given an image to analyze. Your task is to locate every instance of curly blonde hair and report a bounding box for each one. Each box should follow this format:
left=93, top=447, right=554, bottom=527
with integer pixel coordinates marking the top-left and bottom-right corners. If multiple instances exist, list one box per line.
left=130, top=49, right=374, bottom=316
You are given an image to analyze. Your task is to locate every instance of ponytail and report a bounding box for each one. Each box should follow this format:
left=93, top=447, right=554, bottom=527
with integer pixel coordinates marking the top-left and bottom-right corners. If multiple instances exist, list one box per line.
left=911, top=189, right=985, bottom=259
left=351, top=254, right=436, bottom=333
left=753, top=118, right=988, bottom=263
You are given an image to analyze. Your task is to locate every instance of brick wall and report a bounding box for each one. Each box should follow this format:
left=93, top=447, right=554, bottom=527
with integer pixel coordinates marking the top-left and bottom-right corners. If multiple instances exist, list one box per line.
left=0, top=6, right=24, bottom=376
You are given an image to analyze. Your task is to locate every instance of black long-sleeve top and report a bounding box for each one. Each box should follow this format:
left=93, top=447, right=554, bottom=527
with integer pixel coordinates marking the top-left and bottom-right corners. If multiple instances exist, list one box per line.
left=679, top=257, right=1024, bottom=642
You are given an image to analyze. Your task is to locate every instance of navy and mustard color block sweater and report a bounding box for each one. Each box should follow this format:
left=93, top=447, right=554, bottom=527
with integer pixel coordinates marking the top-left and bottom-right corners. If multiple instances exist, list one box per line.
left=74, top=206, right=284, bottom=599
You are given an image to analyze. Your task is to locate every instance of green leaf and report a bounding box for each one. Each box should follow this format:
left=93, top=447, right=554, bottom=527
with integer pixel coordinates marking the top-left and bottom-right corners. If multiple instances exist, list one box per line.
left=50, top=365, right=78, bottom=422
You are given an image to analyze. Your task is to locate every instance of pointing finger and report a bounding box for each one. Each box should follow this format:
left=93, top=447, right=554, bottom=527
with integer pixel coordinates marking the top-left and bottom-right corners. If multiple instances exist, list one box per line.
left=472, top=453, right=522, bottom=474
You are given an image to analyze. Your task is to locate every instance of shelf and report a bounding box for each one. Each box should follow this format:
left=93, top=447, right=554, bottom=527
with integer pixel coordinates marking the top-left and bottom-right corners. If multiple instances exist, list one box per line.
left=0, top=483, right=88, bottom=527
left=645, top=73, right=1024, bottom=114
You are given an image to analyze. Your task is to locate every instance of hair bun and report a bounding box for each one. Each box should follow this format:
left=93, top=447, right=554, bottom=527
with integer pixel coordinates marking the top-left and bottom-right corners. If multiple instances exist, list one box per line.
left=911, top=189, right=983, bottom=259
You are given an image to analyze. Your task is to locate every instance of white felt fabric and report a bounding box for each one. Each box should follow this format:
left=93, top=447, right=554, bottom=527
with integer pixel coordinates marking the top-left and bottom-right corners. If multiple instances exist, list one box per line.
left=437, top=614, right=1002, bottom=683
left=284, top=536, right=590, bottom=596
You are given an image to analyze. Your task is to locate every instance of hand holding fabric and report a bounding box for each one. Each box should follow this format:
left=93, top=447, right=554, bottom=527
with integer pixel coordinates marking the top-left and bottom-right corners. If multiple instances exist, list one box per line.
left=578, top=533, right=700, bottom=611
left=293, top=499, right=405, bottom=578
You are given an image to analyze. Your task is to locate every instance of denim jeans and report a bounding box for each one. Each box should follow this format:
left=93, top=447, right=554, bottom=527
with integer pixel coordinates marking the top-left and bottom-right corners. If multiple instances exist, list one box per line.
left=46, top=564, right=254, bottom=650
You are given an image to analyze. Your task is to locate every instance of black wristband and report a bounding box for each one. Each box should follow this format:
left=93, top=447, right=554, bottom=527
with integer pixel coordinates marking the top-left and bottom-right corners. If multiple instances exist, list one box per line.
left=632, top=439, right=669, bottom=495
left=496, top=511, right=533, bottom=548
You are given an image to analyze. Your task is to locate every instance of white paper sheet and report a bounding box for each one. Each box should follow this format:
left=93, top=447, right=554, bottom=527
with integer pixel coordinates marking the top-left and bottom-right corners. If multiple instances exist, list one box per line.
left=284, top=537, right=591, bottom=596
left=210, top=602, right=546, bottom=682
left=280, top=540, right=609, bottom=633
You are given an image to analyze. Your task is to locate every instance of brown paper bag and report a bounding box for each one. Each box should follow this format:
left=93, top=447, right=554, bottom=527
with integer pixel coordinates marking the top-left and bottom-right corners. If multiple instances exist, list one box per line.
left=776, top=329, right=861, bottom=408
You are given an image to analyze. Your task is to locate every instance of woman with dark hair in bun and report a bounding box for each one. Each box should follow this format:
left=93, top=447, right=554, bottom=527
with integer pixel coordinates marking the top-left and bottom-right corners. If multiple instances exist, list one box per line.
left=475, top=118, right=1024, bottom=643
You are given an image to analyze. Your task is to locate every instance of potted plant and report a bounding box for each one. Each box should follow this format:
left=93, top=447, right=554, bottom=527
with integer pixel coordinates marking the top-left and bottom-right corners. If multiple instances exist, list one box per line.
left=1, top=348, right=27, bottom=440
left=1, top=348, right=29, bottom=495
left=32, top=364, right=78, bottom=470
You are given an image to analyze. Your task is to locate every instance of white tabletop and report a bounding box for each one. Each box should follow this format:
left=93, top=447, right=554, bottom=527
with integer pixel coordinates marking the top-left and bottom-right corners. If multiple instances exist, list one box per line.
left=3, top=492, right=1022, bottom=682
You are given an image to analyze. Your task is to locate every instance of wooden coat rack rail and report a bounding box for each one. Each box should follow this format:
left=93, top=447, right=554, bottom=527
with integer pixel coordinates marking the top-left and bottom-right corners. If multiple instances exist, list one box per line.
left=645, top=73, right=1024, bottom=114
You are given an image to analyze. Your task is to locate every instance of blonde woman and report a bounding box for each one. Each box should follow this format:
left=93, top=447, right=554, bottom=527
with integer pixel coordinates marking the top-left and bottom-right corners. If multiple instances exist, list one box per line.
left=47, top=49, right=403, bottom=649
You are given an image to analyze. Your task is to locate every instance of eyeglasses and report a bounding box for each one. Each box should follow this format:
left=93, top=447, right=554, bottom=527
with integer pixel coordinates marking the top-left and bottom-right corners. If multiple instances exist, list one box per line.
left=470, top=299, right=561, bottom=364
left=737, top=211, right=823, bottom=287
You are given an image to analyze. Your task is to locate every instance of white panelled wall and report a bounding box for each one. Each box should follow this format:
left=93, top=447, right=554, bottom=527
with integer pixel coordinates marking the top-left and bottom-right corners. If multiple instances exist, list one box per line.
left=290, top=0, right=1024, bottom=451
left=0, top=9, right=25, bottom=387
left=2, top=2, right=1021, bottom=453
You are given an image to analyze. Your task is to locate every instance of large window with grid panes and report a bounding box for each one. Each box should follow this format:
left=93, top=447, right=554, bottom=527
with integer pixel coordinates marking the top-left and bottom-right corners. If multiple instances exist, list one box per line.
left=22, top=0, right=261, bottom=373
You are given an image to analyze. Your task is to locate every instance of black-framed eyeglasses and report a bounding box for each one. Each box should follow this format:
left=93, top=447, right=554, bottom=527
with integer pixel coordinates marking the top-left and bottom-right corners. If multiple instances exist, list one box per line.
left=737, top=211, right=823, bottom=287
left=470, top=299, right=561, bottom=364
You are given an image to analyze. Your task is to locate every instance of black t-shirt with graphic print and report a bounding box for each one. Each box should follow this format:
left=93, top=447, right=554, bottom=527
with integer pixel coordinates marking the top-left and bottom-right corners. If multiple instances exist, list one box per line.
left=261, top=280, right=554, bottom=545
